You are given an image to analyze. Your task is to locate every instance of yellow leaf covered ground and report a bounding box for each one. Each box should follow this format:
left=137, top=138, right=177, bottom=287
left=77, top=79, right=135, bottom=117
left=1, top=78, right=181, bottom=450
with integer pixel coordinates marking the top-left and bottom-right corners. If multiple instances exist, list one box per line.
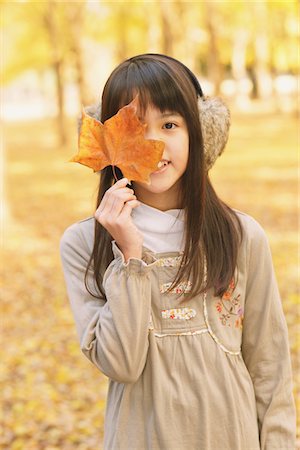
left=2, top=109, right=299, bottom=448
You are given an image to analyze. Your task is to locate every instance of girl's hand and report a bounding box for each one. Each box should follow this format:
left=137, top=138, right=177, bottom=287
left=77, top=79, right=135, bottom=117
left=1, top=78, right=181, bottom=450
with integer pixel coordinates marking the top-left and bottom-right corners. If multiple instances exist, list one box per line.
left=94, top=178, right=143, bottom=262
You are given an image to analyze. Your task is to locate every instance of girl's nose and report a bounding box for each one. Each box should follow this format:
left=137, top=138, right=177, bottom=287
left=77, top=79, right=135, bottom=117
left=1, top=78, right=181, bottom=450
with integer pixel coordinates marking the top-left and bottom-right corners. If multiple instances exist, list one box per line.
left=144, top=126, right=160, bottom=141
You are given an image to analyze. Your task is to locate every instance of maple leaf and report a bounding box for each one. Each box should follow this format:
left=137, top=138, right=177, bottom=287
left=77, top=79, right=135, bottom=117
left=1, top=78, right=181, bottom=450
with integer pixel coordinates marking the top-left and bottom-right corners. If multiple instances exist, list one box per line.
left=69, top=97, right=165, bottom=184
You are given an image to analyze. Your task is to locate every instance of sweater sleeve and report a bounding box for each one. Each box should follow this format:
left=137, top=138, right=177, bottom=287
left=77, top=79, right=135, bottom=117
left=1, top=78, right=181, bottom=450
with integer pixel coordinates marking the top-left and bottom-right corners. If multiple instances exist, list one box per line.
left=59, top=223, right=152, bottom=384
left=241, top=218, right=296, bottom=449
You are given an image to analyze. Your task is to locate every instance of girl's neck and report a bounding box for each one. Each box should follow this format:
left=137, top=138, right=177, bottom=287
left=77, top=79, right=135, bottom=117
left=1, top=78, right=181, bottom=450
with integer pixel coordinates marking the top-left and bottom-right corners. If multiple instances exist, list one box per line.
left=133, top=184, right=183, bottom=211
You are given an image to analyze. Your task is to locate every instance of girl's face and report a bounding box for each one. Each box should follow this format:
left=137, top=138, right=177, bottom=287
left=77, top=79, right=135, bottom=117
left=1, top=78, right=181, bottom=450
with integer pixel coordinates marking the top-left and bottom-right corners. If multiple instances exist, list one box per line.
left=132, top=104, right=189, bottom=210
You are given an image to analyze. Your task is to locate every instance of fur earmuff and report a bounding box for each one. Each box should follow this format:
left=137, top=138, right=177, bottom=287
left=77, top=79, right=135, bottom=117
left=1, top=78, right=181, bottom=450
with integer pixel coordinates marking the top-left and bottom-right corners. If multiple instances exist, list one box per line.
left=198, top=96, right=230, bottom=170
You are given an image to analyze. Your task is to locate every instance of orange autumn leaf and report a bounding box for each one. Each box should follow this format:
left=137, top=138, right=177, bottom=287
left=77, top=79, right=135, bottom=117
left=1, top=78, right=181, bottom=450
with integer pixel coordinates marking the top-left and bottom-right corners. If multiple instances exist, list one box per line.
left=70, top=97, right=165, bottom=184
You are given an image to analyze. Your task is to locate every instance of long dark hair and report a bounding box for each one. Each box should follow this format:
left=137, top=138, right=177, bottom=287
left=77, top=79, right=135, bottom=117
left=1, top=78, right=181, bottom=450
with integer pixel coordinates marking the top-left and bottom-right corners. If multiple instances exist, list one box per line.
left=84, top=54, right=243, bottom=300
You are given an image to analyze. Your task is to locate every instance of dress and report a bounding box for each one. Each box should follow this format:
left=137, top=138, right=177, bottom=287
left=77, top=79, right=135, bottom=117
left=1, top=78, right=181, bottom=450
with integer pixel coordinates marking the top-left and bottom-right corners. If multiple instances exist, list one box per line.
left=59, top=205, right=296, bottom=450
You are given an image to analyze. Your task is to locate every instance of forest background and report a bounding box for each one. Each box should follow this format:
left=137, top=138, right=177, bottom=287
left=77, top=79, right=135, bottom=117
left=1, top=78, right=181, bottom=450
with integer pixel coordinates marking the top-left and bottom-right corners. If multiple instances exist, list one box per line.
left=1, top=1, right=299, bottom=448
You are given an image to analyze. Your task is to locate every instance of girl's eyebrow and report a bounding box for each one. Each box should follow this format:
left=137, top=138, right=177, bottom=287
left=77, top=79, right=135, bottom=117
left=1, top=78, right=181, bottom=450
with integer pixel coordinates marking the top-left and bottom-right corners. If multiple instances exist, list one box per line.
left=160, top=111, right=181, bottom=118
left=138, top=111, right=181, bottom=121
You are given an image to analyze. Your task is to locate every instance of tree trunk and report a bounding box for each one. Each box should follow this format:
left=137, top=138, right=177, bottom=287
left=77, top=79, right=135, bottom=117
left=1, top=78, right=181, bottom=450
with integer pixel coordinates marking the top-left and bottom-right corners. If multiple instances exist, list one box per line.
left=65, top=3, right=90, bottom=107
left=53, top=59, right=66, bottom=145
left=115, top=4, right=129, bottom=62
left=44, top=1, right=67, bottom=146
left=231, top=28, right=251, bottom=105
left=159, top=0, right=174, bottom=56
left=174, top=0, right=195, bottom=72
left=203, top=1, right=223, bottom=95
left=252, top=2, right=272, bottom=99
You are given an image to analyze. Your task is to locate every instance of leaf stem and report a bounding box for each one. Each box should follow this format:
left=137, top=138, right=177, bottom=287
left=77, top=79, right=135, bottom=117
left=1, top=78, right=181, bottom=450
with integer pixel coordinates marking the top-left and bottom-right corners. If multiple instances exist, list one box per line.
left=112, top=165, right=118, bottom=182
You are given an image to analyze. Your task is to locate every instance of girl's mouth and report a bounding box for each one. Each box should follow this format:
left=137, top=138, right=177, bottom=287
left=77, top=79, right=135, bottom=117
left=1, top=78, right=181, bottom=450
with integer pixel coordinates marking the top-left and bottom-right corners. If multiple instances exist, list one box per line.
left=152, top=160, right=170, bottom=174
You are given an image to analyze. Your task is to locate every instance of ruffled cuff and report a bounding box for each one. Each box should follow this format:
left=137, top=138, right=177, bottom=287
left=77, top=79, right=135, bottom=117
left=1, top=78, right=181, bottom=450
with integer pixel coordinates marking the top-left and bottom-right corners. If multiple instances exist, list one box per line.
left=111, top=241, right=156, bottom=274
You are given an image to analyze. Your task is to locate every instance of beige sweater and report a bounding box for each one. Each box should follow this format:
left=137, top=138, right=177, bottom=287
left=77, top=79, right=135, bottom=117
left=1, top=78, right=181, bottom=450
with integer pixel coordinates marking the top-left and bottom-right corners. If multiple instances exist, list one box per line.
left=60, top=210, right=296, bottom=450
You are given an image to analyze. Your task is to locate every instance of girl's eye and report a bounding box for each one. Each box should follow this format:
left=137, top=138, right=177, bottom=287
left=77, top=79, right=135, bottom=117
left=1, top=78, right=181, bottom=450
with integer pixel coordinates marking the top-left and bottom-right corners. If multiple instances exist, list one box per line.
left=163, top=122, right=176, bottom=130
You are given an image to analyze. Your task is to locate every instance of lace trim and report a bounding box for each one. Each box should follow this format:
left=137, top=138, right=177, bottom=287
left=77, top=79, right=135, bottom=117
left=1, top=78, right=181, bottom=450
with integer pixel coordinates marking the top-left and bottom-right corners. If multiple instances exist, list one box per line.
left=160, top=280, right=192, bottom=294
left=153, top=328, right=209, bottom=338
left=155, top=256, right=182, bottom=267
left=161, top=308, right=196, bottom=320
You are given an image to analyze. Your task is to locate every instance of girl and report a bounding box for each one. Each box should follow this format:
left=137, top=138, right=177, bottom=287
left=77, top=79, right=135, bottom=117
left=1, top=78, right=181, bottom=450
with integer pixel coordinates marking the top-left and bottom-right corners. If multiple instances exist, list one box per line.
left=60, top=54, right=296, bottom=450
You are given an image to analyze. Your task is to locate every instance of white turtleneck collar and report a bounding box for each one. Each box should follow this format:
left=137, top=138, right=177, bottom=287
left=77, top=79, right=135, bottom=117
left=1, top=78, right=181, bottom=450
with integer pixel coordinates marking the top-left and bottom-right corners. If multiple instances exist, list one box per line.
left=131, top=202, right=185, bottom=253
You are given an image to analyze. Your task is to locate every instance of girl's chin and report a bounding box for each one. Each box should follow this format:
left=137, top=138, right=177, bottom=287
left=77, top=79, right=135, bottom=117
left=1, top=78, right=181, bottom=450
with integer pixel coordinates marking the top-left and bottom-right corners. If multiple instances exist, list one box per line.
left=133, top=170, right=182, bottom=194
left=135, top=179, right=180, bottom=195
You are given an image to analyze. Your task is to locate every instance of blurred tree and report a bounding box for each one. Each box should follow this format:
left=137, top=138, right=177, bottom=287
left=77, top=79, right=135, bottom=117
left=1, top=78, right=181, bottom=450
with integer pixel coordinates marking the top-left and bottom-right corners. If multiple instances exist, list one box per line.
left=159, top=0, right=175, bottom=55
left=1, top=2, right=50, bottom=83
left=252, top=1, right=272, bottom=99
left=157, top=0, right=190, bottom=64
left=1, top=1, right=90, bottom=145
left=268, top=0, right=299, bottom=74
left=64, top=3, right=91, bottom=106
left=43, top=1, right=66, bottom=145
left=231, top=29, right=249, bottom=80
left=84, top=2, right=149, bottom=64
left=1, top=0, right=299, bottom=119
left=43, top=1, right=91, bottom=144
left=203, top=0, right=223, bottom=95
left=115, top=3, right=130, bottom=62
left=144, top=4, right=161, bottom=54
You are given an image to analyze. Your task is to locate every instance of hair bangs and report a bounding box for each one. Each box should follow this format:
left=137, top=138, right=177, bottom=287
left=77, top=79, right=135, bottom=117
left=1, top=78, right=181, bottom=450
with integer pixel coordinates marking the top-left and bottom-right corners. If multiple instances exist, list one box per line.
left=127, top=61, right=187, bottom=117
left=102, top=58, right=192, bottom=122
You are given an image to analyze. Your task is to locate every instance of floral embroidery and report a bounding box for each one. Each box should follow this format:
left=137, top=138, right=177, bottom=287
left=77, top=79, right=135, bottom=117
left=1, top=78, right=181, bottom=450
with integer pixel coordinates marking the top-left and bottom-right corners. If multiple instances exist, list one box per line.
left=161, top=308, right=196, bottom=320
left=156, top=256, right=182, bottom=267
left=160, top=280, right=192, bottom=294
left=203, top=292, right=241, bottom=355
left=215, top=279, right=244, bottom=329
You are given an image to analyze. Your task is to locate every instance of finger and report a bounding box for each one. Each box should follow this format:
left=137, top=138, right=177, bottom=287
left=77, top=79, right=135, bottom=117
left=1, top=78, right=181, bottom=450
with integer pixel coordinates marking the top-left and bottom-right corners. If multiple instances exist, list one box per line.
left=96, top=191, right=136, bottom=223
left=108, top=192, right=137, bottom=218
left=113, top=176, right=132, bottom=187
left=118, top=199, right=141, bottom=221
left=105, top=186, right=134, bottom=207
left=97, top=183, right=133, bottom=215
left=100, top=178, right=133, bottom=211
left=96, top=193, right=108, bottom=216
left=110, top=177, right=129, bottom=192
